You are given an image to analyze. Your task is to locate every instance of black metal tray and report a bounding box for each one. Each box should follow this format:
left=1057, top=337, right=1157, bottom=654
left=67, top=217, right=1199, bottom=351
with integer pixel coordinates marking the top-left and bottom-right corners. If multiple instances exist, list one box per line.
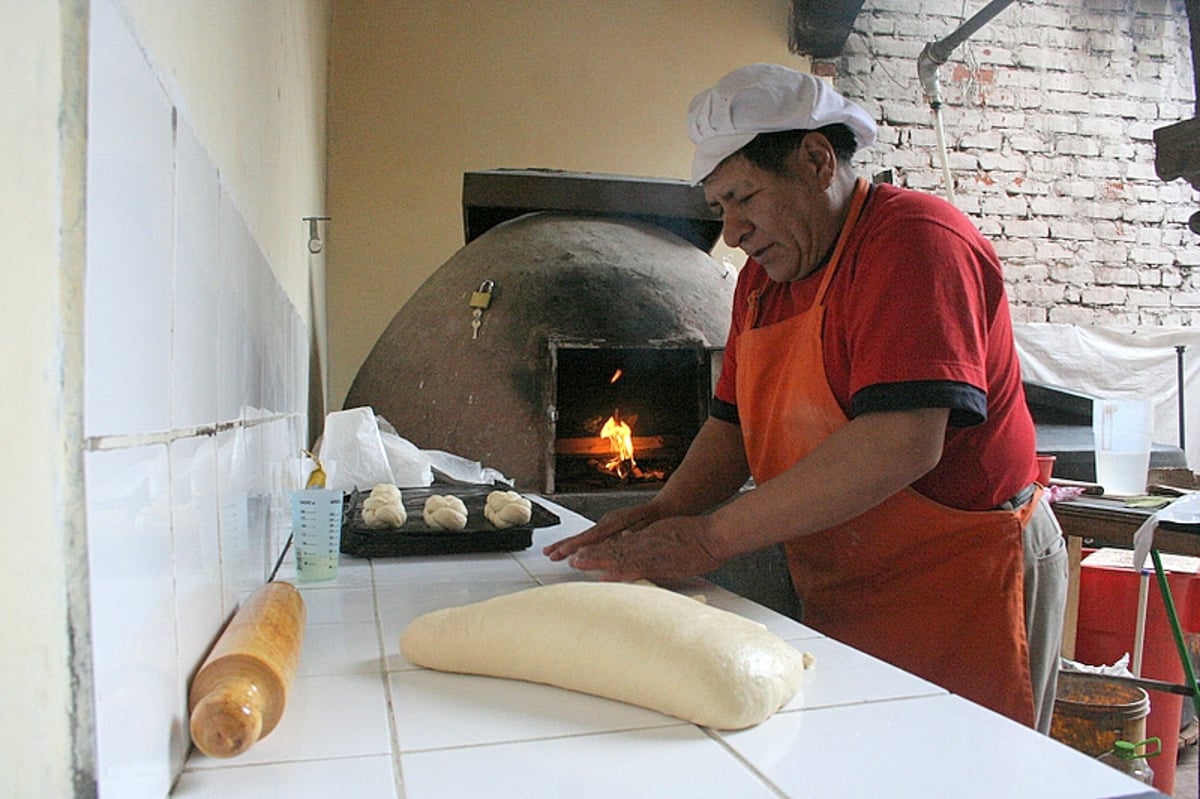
left=339, top=485, right=559, bottom=557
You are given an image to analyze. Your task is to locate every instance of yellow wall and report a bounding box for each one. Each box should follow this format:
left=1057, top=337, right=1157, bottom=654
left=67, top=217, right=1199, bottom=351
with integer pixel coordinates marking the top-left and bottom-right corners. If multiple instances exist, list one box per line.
left=328, top=0, right=801, bottom=408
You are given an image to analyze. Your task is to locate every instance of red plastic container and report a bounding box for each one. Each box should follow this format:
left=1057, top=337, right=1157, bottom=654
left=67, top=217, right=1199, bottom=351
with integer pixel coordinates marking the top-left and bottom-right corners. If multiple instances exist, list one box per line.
left=1074, top=550, right=1200, bottom=794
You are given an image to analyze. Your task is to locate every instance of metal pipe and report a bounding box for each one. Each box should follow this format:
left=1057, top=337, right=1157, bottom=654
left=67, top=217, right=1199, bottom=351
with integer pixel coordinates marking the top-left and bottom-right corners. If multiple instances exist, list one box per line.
left=932, top=106, right=957, bottom=204
left=918, top=0, right=1020, bottom=106
left=1177, top=344, right=1187, bottom=449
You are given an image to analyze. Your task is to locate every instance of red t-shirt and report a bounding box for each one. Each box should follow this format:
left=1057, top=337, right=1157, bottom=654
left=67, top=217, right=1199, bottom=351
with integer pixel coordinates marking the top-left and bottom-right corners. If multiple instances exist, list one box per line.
left=714, top=183, right=1038, bottom=510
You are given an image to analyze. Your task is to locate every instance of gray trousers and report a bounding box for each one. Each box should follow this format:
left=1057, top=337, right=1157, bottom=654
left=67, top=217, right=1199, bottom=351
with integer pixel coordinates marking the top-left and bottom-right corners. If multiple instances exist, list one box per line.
left=1021, top=495, right=1069, bottom=734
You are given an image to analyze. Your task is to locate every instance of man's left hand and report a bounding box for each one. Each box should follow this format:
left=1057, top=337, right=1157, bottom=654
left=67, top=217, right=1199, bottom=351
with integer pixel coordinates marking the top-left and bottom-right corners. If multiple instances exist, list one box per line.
left=567, top=515, right=724, bottom=582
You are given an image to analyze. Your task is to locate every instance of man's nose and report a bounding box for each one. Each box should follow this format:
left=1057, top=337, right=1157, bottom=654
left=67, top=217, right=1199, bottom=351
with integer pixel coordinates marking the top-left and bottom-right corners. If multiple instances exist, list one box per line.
left=722, top=212, right=751, bottom=249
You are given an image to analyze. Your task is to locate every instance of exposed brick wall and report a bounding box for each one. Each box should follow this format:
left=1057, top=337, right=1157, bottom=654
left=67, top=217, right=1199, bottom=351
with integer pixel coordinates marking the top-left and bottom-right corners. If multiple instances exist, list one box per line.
left=819, top=0, right=1199, bottom=327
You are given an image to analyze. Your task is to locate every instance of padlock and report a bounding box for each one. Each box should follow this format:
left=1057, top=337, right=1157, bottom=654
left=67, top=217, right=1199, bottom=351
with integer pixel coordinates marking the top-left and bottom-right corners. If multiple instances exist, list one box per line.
left=469, top=280, right=495, bottom=310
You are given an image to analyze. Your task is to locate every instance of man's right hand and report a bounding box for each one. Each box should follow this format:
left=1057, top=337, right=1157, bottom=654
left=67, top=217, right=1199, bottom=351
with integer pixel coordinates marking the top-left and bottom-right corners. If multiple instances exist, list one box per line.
left=542, top=502, right=665, bottom=562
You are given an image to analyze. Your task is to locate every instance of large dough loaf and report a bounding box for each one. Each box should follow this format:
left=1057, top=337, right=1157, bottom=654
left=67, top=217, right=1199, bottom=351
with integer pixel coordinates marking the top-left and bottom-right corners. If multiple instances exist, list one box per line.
left=399, top=581, right=806, bottom=729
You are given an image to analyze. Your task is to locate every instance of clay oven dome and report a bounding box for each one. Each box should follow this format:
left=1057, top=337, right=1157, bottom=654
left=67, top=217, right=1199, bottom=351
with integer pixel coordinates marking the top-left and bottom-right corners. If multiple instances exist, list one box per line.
left=345, top=173, right=734, bottom=492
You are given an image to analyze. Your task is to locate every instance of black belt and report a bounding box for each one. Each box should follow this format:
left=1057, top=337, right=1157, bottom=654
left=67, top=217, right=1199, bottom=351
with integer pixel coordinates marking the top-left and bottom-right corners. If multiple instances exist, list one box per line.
left=998, top=483, right=1037, bottom=511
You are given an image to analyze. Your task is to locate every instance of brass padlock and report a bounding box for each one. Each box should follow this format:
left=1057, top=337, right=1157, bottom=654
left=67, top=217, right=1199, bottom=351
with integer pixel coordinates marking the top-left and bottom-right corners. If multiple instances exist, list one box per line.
left=469, top=280, right=495, bottom=310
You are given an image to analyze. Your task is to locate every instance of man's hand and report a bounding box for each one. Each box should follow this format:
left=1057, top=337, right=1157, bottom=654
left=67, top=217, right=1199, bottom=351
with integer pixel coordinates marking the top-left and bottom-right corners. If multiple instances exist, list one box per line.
left=542, top=502, right=664, bottom=562
left=567, top=515, right=724, bottom=582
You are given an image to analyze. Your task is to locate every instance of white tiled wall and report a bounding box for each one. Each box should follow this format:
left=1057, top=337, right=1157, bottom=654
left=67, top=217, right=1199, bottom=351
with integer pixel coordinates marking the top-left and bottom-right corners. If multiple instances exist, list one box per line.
left=84, top=0, right=310, bottom=796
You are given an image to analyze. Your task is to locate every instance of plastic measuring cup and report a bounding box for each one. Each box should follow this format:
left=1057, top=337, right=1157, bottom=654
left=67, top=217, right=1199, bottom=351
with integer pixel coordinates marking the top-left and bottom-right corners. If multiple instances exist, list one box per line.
left=291, top=489, right=343, bottom=582
left=1093, top=399, right=1154, bottom=495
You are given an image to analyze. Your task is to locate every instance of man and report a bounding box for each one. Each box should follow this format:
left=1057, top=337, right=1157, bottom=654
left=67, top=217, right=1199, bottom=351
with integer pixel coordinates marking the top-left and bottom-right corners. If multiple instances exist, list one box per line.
left=545, top=63, right=1067, bottom=733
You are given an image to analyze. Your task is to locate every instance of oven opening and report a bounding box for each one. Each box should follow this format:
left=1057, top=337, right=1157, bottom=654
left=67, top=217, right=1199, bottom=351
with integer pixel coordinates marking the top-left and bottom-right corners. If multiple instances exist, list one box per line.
left=551, top=344, right=713, bottom=494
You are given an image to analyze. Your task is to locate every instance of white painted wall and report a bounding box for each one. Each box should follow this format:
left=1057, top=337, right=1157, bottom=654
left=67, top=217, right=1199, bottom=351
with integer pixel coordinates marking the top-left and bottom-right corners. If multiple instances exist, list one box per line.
left=0, top=0, right=329, bottom=795
left=1, top=1, right=89, bottom=795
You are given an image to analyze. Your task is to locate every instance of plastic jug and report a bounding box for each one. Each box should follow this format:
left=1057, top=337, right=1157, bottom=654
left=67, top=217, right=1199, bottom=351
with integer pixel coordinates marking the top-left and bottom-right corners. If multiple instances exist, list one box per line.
left=1096, top=737, right=1160, bottom=785
left=1093, top=398, right=1153, bottom=495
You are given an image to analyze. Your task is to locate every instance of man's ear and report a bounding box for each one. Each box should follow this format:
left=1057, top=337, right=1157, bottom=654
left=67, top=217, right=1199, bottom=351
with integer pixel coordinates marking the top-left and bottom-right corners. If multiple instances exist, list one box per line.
left=798, top=132, right=838, bottom=188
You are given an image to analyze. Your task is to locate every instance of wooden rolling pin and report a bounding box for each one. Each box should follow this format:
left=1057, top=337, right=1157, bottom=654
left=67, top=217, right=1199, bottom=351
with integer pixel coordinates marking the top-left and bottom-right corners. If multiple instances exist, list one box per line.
left=188, top=581, right=306, bottom=758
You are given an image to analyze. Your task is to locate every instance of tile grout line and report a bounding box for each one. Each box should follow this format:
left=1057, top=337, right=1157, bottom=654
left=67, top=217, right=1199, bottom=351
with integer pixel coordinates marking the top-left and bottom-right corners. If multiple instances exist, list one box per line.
left=370, top=560, right=409, bottom=799
left=699, top=725, right=793, bottom=799
left=84, top=411, right=299, bottom=451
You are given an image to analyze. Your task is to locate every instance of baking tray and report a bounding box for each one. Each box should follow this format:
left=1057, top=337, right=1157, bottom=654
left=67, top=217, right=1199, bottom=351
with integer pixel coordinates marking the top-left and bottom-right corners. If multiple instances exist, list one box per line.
left=340, top=484, right=560, bottom=557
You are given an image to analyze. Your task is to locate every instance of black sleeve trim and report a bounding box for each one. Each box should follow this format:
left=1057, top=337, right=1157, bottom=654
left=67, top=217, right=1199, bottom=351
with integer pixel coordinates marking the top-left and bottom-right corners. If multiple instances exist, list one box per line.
left=850, top=380, right=986, bottom=428
left=709, top=396, right=740, bottom=425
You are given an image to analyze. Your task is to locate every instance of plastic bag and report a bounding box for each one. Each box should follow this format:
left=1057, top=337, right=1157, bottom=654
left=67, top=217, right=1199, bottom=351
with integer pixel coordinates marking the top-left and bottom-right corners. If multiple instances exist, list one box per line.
left=425, top=449, right=510, bottom=486
left=1133, top=492, right=1200, bottom=570
left=316, top=407, right=396, bottom=492
left=379, top=423, right=434, bottom=487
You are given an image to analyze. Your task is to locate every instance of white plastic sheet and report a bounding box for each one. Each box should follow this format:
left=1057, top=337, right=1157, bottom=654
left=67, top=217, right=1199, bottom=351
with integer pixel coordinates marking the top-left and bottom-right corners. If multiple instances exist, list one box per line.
left=1014, top=323, right=1200, bottom=470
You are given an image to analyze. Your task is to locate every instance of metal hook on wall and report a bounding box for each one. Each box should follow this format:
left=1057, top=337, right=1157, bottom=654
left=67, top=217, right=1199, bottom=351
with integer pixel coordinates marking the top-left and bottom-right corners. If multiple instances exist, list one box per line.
left=303, top=216, right=331, bottom=254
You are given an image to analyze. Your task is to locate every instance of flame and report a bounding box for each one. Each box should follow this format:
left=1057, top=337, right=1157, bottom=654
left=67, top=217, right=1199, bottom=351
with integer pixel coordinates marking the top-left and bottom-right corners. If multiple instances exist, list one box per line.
left=600, top=414, right=634, bottom=468
left=594, top=410, right=665, bottom=482
left=609, top=368, right=623, bottom=384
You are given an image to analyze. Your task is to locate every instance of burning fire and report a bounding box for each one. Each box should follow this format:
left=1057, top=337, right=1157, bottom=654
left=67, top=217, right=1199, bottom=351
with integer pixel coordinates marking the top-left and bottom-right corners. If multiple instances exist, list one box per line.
left=596, top=410, right=662, bottom=481
left=590, top=370, right=664, bottom=482
left=600, top=414, right=635, bottom=474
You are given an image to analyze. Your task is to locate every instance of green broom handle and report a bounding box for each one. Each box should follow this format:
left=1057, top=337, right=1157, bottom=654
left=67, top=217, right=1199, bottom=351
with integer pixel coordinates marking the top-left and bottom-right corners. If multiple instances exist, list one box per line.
left=1150, top=548, right=1200, bottom=718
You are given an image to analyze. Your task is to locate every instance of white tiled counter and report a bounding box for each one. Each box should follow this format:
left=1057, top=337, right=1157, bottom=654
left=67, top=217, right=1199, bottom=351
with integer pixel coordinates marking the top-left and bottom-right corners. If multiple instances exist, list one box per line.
left=172, top=498, right=1165, bottom=799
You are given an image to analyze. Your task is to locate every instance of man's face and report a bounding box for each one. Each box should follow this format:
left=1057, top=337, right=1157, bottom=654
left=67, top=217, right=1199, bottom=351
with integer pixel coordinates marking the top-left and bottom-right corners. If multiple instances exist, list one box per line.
left=702, top=147, right=837, bottom=283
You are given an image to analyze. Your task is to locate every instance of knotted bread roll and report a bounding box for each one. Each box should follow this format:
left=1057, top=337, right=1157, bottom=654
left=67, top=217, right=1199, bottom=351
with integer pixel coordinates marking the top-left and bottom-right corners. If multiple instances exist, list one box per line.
left=361, top=483, right=406, bottom=528
left=484, top=490, right=533, bottom=528
left=423, top=494, right=469, bottom=531
left=399, top=581, right=809, bottom=730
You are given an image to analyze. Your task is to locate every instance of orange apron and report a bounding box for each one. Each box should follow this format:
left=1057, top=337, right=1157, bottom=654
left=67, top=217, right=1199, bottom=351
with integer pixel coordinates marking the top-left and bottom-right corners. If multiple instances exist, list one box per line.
left=735, top=179, right=1037, bottom=726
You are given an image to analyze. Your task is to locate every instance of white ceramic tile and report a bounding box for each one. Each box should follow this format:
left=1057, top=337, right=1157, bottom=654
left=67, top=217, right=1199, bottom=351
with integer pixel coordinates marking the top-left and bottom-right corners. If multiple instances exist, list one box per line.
left=169, top=436, right=225, bottom=703
left=719, top=693, right=1149, bottom=799
left=187, top=673, right=391, bottom=768
left=216, top=193, right=252, bottom=424
left=389, top=669, right=687, bottom=752
left=85, top=0, right=174, bottom=439
left=297, top=622, right=382, bottom=676
left=765, top=636, right=944, bottom=717
left=171, top=118, right=221, bottom=430
left=375, top=579, right=539, bottom=671
left=274, top=550, right=376, bottom=589
left=173, top=755, right=397, bottom=799
left=241, top=249, right=267, bottom=420
left=370, top=551, right=533, bottom=585
left=218, top=429, right=260, bottom=604
left=243, top=424, right=274, bottom=581
left=703, top=590, right=818, bottom=640
left=401, top=726, right=781, bottom=799
left=297, top=584, right=378, bottom=624
left=259, top=417, right=307, bottom=567
left=260, top=417, right=298, bottom=493
left=517, top=506, right=599, bottom=581
left=85, top=444, right=181, bottom=798
left=291, top=323, right=308, bottom=416
left=260, top=278, right=292, bottom=417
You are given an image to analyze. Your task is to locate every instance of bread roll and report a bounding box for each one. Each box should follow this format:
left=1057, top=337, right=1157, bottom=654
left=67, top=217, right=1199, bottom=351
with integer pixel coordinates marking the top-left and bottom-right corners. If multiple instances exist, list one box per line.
left=423, top=494, right=468, bottom=531
left=484, top=490, right=533, bottom=528
left=399, top=581, right=807, bottom=729
left=361, top=483, right=406, bottom=528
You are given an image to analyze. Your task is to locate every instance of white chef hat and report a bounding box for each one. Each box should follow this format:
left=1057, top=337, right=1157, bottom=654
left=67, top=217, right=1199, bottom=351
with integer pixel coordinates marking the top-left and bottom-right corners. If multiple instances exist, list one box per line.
left=687, top=63, right=877, bottom=184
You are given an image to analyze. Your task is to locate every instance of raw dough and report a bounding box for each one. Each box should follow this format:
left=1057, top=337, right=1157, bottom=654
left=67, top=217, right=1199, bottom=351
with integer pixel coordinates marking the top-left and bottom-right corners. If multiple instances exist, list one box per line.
left=484, top=490, right=533, bottom=528
left=361, top=483, right=406, bottom=528
left=423, top=494, right=468, bottom=531
left=399, top=581, right=808, bottom=729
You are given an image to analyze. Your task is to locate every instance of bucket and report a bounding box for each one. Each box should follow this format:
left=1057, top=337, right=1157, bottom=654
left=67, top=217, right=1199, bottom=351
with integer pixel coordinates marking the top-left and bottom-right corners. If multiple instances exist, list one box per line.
left=1093, top=398, right=1153, bottom=495
left=1050, top=672, right=1149, bottom=758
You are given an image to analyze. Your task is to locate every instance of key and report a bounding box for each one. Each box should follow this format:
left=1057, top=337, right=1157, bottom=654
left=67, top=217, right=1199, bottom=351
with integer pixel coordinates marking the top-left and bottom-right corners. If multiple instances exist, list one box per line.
left=471, top=309, right=482, bottom=339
